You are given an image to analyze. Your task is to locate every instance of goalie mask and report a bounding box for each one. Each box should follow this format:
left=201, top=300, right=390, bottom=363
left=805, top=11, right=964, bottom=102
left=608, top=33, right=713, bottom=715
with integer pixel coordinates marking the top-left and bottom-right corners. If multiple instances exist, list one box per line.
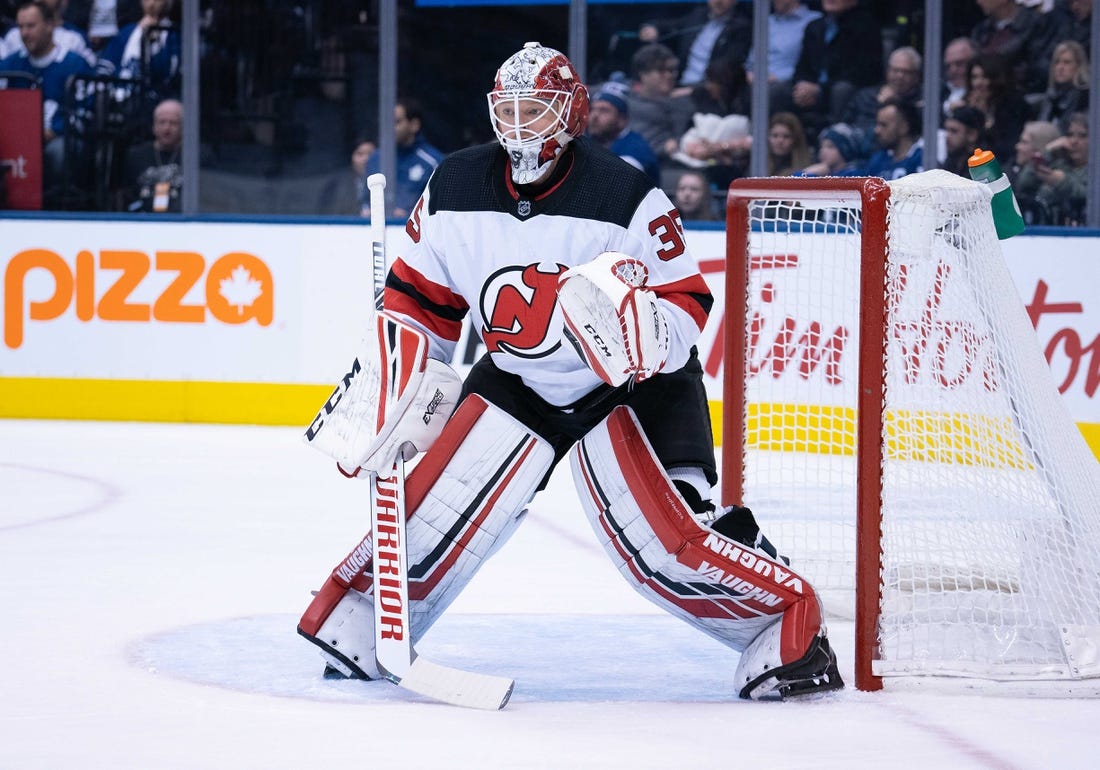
left=487, top=41, right=589, bottom=185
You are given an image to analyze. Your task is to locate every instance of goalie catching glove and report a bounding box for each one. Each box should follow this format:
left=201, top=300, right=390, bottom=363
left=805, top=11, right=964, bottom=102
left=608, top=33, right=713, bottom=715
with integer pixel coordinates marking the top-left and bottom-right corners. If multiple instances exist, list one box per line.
left=304, top=311, right=463, bottom=476
left=557, top=251, right=671, bottom=387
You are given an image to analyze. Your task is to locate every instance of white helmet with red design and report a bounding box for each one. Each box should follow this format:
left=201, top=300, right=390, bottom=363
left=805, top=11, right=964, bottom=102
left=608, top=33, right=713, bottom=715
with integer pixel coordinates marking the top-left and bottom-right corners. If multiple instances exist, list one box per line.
left=487, top=41, right=589, bottom=184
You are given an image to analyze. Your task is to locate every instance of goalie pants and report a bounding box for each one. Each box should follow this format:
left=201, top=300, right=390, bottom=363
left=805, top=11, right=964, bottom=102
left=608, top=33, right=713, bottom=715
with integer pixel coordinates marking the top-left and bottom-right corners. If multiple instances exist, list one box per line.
left=460, top=347, right=717, bottom=489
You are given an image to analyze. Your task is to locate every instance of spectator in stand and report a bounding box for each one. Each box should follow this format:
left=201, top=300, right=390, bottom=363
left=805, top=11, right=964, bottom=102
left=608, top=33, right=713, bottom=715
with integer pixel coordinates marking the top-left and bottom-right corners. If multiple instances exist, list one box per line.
left=1, top=0, right=95, bottom=65
left=1014, top=111, right=1088, bottom=225
left=363, top=96, right=445, bottom=220
left=1022, top=0, right=1081, bottom=82
left=860, top=99, right=923, bottom=180
left=64, top=0, right=142, bottom=51
left=638, top=0, right=751, bottom=92
left=943, top=37, right=979, bottom=114
left=1010, top=119, right=1061, bottom=185
left=625, top=43, right=695, bottom=168
left=1010, top=119, right=1061, bottom=222
left=688, top=59, right=750, bottom=119
left=843, top=46, right=923, bottom=158
left=2, top=11, right=13, bottom=57
left=742, top=0, right=821, bottom=113
left=789, top=0, right=883, bottom=132
left=0, top=1, right=95, bottom=192
left=1033, top=41, right=1089, bottom=134
left=963, top=53, right=1031, bottom=164
left=673, top=58, right=752, bottom=184
left=316, top=134, right=375, bottom=216
left=1063, top=0, right=1092, bottom=53
left=941, top=105, right=986, bottom=177
left=672, top=169, right=718, bottom=221
left=586, top=83, right=661, bottom=186
left=121, top=96, right=181, bottom=212
left=766, top=111, right=810, bottom=177
left=969, top=0, right=1064, bottom=95
left=796, top=121, right=864, bottom=176
left=97, top=0, right=180, bottom=102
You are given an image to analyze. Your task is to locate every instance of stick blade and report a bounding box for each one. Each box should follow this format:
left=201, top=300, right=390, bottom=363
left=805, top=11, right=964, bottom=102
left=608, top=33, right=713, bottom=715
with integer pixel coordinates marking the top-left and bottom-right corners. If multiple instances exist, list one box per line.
left=397, top=657, right=514, bottom=711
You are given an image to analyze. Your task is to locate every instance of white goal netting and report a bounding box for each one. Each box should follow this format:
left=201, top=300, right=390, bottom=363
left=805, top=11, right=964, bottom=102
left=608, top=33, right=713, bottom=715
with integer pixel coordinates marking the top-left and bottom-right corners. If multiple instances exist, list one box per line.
left=729, top=170, right=1100, bottom=684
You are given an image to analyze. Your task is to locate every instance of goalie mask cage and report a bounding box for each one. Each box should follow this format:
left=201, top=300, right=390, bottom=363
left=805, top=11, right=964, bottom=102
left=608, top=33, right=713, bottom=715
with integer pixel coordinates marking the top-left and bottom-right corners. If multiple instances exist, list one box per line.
left=722, top=171, right=1100, bottom=693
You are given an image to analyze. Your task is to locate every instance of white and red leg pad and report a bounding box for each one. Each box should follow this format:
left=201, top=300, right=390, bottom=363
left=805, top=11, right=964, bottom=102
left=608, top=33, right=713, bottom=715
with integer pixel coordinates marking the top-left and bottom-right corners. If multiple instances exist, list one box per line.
left=298, top=394, right=553, bottom=678
left=570, top=406, right=829, bottom=692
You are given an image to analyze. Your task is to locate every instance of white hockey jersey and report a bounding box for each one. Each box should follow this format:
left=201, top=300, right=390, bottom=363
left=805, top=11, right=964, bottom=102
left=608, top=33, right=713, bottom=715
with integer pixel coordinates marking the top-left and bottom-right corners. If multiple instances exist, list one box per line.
left=384, top=138, right=713, bottom=407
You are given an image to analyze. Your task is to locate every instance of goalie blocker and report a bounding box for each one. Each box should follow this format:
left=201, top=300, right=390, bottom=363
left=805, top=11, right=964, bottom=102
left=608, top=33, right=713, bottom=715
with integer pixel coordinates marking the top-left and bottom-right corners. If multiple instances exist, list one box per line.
left=304, top=310, right=463, bottom=479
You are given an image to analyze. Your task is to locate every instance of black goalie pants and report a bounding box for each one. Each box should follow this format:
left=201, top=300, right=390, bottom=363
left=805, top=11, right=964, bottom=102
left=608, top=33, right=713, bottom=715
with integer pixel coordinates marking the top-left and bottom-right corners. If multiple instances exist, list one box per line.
left=458, top=347, right=717, bottom=491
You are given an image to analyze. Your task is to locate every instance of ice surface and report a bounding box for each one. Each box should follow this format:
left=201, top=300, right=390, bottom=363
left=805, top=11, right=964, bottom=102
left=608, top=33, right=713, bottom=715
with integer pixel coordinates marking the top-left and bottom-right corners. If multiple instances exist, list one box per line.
left=1, top=419, right=1096, bottom=769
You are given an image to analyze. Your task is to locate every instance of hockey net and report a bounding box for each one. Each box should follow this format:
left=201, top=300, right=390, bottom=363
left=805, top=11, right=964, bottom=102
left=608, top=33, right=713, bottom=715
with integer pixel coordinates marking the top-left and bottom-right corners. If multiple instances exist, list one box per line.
left=722, top=170, right=1100, bottom=692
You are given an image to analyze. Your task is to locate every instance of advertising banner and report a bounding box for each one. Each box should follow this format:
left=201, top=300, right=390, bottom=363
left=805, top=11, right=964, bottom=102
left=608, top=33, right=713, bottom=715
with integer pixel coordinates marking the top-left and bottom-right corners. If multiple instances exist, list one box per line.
left=0, top=88, right=44, bottom=210
left=0, top=219, right=1096, bottom=454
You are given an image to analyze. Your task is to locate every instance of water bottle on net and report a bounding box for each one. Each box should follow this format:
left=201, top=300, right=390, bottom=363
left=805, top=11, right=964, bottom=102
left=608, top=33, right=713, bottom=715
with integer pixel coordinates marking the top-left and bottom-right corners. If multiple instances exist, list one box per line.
left=967, top=148, right=1026, bottom=239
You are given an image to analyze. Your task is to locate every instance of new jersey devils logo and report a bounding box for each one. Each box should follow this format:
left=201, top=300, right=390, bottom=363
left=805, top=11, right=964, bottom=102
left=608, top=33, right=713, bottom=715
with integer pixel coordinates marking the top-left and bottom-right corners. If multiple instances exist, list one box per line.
left=480, top=262, right=567, bottom=358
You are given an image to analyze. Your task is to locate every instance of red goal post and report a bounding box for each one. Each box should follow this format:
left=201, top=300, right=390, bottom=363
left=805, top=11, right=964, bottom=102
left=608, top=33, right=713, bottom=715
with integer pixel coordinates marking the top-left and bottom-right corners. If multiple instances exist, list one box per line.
left=724, top=176, right=889, bottom=691
left=722, top=172, right=1100, bottom=695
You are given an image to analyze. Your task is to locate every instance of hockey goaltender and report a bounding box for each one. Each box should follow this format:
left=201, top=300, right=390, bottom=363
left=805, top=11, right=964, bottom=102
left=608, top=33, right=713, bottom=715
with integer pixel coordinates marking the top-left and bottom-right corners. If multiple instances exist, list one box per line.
left=298, top=42, right=843, bottom=703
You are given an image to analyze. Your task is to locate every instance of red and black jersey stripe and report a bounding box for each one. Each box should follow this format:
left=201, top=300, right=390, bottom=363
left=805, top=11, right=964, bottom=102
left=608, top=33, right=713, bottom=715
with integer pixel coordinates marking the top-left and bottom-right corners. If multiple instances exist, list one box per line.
left=385, top=258, right=469, bottom=342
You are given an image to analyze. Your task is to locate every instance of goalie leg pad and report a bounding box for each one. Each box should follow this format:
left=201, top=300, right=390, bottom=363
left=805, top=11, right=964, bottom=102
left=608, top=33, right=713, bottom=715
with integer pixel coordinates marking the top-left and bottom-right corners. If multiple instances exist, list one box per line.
left=570, top=406, right=832, bottom=666
left=299, top=395, right=554, bottom=676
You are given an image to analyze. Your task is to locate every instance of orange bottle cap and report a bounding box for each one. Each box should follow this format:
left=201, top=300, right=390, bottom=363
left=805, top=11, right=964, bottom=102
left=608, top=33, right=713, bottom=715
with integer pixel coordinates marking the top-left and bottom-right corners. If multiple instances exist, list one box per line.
left=968, top=148, right=994, bottom=167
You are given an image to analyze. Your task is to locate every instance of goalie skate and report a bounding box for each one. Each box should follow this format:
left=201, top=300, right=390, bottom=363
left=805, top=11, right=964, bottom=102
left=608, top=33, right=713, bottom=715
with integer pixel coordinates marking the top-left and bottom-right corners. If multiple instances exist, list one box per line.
left=299, top=576, right=379, bottom=680
left=736, top=621, right=844, bottom=700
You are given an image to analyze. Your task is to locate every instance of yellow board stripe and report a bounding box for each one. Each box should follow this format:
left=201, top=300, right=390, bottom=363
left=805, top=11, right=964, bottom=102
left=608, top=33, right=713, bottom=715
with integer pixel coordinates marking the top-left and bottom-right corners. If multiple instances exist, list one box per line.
left=0, top=376, right=331, bottom=425
left=742, top=402, right=1100, bottom=466
left=1, top=378, right=1097, bottom=464
left=886, top=409, right=1031, bottom=469
left=747, top=403, right=857, bottom=455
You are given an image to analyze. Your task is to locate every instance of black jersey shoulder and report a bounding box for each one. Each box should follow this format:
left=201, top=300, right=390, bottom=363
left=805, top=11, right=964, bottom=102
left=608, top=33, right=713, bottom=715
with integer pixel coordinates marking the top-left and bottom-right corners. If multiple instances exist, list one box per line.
left=552, top=138, right=659, bottom=228
left=426, top=143, right=503, bottom=214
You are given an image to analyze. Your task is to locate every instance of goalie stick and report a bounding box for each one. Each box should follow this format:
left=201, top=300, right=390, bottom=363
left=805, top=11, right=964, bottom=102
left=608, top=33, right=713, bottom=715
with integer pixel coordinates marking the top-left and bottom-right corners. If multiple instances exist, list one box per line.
left=365, top=173, right=515, bottom=710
